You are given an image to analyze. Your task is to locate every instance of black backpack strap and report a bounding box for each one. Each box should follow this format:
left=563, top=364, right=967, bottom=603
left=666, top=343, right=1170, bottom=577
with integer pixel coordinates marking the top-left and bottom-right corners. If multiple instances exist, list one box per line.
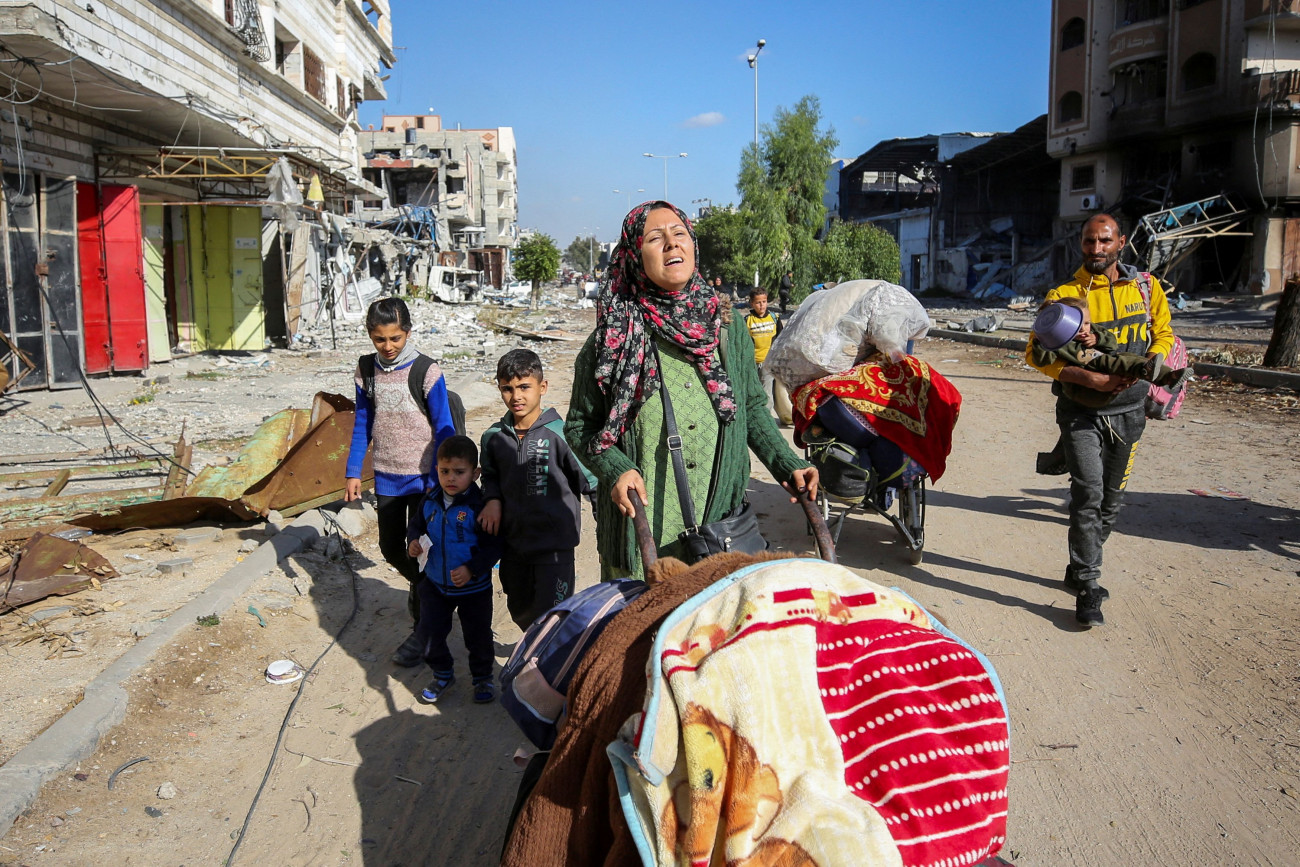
left=407, top=354, right=435, bottom=425
left=446, top=389, right=466, bottom=436
left=359, top=353, right=377, bottom=403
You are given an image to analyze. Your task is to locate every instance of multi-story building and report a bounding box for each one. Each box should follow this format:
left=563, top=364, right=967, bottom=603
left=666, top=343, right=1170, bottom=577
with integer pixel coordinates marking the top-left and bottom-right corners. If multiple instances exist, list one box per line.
left=0, top=0, right=392, bottom=389
left=1049, top=0, right=1298, bottom=294
left=839, top=124, right=1059, bottom=296
left=362, top=114, right=519, bottom=288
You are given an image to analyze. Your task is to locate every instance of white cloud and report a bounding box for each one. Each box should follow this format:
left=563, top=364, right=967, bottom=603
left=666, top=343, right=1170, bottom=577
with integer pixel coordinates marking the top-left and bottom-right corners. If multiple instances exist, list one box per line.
left=682, top=111, right=725, bottom=129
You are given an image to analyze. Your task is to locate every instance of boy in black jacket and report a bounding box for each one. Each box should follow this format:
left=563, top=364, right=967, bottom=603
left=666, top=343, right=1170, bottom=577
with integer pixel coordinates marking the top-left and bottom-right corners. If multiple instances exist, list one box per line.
left=478, top=349, right=597, bottom=630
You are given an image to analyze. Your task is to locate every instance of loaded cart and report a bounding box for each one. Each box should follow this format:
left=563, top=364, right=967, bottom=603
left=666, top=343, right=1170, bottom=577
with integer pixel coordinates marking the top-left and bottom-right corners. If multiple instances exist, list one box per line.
left=500, top=491, right=1010, bottom=867
left=766, top=280, right=961, bottom=565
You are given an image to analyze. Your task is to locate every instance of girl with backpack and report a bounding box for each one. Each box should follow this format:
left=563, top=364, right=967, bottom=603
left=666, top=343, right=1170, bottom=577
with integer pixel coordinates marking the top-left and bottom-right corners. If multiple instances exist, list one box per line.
left=345, top=297, right=458, bottom=666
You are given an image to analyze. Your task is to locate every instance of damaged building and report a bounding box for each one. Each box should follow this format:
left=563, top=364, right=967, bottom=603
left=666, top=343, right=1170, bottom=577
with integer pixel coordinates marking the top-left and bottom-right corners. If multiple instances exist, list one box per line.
left=0, top=0, right=396, bottom=391
left=838, top=118, right=1061, bottom=299
left=361, top=114, right=519, bottom=289
left=1050, top=0, right=1293, bottom=295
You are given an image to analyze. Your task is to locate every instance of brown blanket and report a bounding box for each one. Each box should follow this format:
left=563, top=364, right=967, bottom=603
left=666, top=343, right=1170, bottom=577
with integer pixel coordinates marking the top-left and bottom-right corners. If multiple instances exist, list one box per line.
left=501, top=552, right=782, bottom=866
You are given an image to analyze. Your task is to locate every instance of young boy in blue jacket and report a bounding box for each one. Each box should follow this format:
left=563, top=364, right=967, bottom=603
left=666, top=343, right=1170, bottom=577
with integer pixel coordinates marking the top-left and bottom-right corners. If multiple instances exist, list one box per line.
left=406, top=435, right=504, bottom=704
left=477, top=349, right=596, bottom=630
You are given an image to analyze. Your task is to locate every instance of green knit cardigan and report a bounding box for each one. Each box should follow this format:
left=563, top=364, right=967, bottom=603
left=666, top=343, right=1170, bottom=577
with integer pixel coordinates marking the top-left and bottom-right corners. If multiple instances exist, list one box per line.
left=564, top=315, right=810, bottom=573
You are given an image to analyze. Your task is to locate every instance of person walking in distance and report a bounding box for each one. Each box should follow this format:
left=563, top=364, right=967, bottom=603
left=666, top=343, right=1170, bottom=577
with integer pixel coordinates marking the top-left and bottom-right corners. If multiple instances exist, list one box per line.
left=1024, top=215, right=1175, bottom=627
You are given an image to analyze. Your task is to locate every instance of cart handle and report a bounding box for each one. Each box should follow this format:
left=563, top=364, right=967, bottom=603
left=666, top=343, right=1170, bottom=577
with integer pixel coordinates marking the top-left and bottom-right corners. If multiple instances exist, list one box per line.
left=798, top=488, right=838, bottom=564
left=628, top=488, right=657, bottom=569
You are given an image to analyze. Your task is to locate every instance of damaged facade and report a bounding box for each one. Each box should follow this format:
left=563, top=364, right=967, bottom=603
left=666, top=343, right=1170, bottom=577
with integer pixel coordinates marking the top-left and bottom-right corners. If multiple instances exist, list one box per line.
left=361, top=114, right=519, bottom=290
left=1050, top=0, right=1293, bottom=294
left=0, top=0, right=398, bottom=390
left=839, top=120, right=1061, bottom=299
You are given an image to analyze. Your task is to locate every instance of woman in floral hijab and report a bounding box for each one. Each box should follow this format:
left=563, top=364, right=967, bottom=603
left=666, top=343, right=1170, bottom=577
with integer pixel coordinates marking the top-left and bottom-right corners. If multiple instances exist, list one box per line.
left=564, top=201, right=817, bottom=576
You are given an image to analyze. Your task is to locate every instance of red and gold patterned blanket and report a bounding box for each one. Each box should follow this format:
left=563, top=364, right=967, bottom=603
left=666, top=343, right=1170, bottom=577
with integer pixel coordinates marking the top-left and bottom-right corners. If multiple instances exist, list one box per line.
left=792, top=357, right=963, bottom=481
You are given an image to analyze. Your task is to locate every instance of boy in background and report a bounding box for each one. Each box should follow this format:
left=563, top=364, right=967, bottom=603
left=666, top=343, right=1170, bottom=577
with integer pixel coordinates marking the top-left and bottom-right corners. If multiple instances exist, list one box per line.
left=478, top=349, right=596, bottom=631
left=745, top=288, right=792, bottom=424
left=406, top=436, right=503, bottom=704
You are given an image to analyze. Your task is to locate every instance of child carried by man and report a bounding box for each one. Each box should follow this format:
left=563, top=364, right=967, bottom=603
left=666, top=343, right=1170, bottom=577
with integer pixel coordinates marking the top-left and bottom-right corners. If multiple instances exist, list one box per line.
left=1030, top=296, right=1191, bottom=409
left=478, top=349, right=596, bottom=631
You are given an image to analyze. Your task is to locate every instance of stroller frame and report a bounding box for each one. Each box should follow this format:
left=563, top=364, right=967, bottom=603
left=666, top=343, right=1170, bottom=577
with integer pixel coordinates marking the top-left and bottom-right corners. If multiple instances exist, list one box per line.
left=805, top=437, right=927, bottom=565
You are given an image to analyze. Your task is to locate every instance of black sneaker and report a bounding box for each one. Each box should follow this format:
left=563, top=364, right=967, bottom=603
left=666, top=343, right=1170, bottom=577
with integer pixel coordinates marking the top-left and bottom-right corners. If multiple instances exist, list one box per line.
left=391, top=631, right=423, bottom=667
left=1075, top=582, right=1109, bottom=628
left=1159, top=366, right=1193, bottom=391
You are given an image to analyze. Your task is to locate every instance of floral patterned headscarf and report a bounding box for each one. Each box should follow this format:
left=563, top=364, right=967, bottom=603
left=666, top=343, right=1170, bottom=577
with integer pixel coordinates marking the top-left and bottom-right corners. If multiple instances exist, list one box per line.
left=588, top=201, right=736, bottom=455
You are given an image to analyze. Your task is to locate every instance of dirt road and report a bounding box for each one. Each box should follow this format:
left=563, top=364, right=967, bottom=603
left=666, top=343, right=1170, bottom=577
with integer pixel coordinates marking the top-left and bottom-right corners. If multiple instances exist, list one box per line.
left=2, top=337, right=1297, bottom=866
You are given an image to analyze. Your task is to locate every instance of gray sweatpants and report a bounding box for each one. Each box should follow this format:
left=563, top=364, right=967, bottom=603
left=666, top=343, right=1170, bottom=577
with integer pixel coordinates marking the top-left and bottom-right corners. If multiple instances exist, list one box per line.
left=1057, top=404, right=1146, bottom=585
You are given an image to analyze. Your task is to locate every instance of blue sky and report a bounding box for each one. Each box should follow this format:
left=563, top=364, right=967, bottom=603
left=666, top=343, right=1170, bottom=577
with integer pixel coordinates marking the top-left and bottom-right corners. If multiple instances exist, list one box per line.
left=361, top=1, right=1051, bottom=248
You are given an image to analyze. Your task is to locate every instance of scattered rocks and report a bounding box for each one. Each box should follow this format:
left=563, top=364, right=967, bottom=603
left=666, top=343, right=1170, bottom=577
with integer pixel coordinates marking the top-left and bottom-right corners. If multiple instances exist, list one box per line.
left=157, top=782, right=177, bottom=800
left=144, top=806, right=163, bottom=818
left=49, top=816, right=64, bottom=827
left=156, top=558, right=193, bottom=575
left=174, top=527, right=223, bottom=547
left=238, top=538, right=259, bottom=553
left=130, top=622, right=160, bottom=639
left=329, top=503, right=369, bottom=537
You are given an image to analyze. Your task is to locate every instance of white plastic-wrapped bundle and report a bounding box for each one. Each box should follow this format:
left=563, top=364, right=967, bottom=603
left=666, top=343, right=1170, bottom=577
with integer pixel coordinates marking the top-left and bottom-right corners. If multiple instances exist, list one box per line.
left=764, top=279, right=932, bottom=391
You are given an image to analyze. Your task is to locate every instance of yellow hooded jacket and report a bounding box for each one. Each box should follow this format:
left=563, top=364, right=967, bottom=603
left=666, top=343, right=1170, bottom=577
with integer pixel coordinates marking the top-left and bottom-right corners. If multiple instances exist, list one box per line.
left=1025, top=263, right=1175, bottom=414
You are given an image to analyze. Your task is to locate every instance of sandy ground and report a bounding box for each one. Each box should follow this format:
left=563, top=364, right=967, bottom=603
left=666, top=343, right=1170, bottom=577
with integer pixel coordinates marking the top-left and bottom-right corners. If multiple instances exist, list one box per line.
left=1, top=322, right=1298, bottom=865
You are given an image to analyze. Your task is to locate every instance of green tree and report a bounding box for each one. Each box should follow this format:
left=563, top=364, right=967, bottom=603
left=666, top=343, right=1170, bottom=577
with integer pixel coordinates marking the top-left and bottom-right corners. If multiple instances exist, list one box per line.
left=693, top=208, right=753, bottom=288
left=564, top=235, right=600, bottom=273
left=816, top=220, right=902, bottom=287
left=737, top=95, right=838, bottom=294
left=514, top=233, right=561, bottom=309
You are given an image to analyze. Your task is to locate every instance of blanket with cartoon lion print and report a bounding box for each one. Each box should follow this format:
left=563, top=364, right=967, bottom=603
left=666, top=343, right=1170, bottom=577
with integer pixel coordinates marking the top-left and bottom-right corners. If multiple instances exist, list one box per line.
left=608, top=558, right=1009, bottom=867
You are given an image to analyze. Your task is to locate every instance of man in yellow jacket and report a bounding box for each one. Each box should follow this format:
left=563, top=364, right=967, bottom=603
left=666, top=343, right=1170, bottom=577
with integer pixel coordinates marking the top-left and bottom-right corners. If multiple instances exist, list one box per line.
left=1025, top=214, right=1174, bottom=628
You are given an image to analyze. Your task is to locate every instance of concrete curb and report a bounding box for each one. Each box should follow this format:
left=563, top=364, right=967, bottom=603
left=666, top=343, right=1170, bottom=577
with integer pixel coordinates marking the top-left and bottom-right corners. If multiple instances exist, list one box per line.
left=0, top=511, right=332, bottom=838
left=927, top=331, right=1300, bottom=391
left=927, top=330, right=1029, bottom=352
left=1189, top=362, right=1300, bottom=390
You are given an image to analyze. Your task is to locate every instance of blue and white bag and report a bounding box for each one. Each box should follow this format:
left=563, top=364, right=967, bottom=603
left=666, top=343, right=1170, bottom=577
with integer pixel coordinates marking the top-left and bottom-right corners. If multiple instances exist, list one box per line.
left=500, top=579, right=647, bottom=750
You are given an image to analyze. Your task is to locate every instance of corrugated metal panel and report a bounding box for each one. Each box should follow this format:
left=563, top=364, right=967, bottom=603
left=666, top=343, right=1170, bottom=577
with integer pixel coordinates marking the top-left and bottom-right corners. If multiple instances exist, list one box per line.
left=99, top=184, right=147, bottom=371
left=76, top=183, right=148, bottom=373
left=142, top=205, right=171, bottom=362
left=187, top=205, right=264, bottom=351
left=41, top=175, right=83, bottom=388
left=77, top=183, right=110, bottom=374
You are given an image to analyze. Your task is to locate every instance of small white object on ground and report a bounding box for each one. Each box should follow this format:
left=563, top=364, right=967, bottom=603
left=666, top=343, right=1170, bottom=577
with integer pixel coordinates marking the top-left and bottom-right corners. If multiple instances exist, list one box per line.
left=265, top=659, right=305, bottom=684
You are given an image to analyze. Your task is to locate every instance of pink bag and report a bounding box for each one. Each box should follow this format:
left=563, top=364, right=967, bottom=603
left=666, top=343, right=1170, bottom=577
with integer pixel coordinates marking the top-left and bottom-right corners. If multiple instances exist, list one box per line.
left=1136, top=273, right=1188, bottom=421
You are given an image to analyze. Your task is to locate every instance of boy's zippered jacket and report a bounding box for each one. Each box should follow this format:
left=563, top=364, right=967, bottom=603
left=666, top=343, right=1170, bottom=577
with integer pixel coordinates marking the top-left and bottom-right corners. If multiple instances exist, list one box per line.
left=480, top=408, right=597, bottom=561
left=407, top=482, right=503, bottom=596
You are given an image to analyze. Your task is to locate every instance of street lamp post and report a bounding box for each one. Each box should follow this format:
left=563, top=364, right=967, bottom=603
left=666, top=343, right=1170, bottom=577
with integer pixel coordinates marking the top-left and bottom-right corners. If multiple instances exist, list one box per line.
left=747, top=39, right=765, bottom=153
left=747, top=39, right=765, bottom=289
left=642, top=152, right=688, bottom=200
left=612, top=188, right=645, bottom=212
left=589, top=228, right=598, bottom=273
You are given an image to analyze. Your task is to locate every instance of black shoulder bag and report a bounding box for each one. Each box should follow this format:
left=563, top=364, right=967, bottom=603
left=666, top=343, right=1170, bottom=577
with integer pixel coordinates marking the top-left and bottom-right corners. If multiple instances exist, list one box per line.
left=655, top=348, right=767, bottom=564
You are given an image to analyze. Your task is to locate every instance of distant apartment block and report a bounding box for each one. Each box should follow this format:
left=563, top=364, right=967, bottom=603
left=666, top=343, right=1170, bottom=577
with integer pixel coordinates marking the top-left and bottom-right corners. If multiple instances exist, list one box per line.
left=1050, top=0, right=1299, bottom=294
left=362, top=114, right=519, bottom=287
